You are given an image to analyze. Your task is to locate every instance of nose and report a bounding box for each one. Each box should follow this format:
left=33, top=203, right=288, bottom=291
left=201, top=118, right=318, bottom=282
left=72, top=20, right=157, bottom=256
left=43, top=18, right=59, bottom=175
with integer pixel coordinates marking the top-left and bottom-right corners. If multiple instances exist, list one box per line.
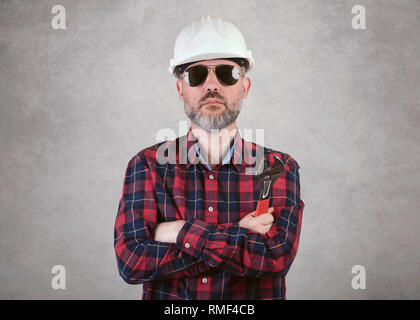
left=203, top=68, right=220, bottom=91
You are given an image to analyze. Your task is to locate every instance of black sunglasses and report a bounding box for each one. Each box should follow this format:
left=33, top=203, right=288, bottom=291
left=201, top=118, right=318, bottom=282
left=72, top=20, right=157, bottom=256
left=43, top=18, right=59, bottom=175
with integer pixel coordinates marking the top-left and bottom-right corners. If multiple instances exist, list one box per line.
left=183, top=64, right=243, bottom=87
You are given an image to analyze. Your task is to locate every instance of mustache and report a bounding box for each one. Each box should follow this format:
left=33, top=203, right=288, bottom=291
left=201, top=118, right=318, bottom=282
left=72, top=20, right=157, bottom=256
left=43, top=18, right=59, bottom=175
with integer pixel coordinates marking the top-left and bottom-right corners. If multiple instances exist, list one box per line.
left=199, top=92, right=225, bottom=107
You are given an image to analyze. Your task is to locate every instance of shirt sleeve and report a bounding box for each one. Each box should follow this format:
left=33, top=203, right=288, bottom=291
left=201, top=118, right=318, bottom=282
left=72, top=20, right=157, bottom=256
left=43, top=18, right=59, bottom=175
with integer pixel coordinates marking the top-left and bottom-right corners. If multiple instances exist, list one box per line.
left=175, top=160, right=304, bottom=278
left=114, top=152, right=212, bottom=284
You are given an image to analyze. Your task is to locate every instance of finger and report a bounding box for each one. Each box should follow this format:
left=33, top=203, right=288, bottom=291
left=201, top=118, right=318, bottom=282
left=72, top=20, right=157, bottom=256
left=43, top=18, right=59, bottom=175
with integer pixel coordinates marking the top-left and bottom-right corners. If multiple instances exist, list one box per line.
left=258, top=213, right=274, bottom=224
left=260, top=207, right=274, bottom=215
left=258, top=224, right=272, bottom=235
left=265, top=226, right=273, bottom=234
left=256, top=213, right=274, bottom=224
left=263, top=220, right=274, bottom=226
left=259, top=207, right=274, bottom=218
left=264, top=224, right=273, bottom=233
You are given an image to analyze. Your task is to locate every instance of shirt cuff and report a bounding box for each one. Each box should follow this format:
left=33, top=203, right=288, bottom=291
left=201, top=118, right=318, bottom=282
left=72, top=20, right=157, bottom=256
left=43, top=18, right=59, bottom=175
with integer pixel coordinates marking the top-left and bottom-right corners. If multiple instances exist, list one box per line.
left=176, top=219, right=212, bottom=259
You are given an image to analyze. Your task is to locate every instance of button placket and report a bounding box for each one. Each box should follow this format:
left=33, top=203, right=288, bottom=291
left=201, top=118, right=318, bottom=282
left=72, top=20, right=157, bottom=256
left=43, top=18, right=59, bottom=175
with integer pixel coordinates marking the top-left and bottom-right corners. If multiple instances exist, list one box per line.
left=207, top=171, right=218, bottom=224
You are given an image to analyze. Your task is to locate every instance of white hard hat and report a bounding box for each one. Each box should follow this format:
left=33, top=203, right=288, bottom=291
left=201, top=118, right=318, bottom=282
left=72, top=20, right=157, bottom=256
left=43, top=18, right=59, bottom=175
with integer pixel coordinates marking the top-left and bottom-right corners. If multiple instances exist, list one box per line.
left=169, top=15, right=254, bottom=75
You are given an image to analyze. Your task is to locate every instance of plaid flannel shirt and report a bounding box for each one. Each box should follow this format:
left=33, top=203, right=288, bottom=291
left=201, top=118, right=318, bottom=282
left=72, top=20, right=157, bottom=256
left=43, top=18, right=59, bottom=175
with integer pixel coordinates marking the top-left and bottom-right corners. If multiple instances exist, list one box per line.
left=114, top=126, right=304, bottom=300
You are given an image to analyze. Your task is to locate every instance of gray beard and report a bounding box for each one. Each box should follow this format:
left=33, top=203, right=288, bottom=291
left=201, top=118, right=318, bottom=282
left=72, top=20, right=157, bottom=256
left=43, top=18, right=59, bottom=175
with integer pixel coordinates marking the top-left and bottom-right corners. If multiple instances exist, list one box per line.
left=184, top=99, right=242, bottom=133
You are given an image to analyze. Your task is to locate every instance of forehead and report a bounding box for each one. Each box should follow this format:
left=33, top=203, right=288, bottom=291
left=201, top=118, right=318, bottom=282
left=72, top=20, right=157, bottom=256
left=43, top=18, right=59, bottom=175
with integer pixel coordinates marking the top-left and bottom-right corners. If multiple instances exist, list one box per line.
left=189, top=59, right=240, bottom=68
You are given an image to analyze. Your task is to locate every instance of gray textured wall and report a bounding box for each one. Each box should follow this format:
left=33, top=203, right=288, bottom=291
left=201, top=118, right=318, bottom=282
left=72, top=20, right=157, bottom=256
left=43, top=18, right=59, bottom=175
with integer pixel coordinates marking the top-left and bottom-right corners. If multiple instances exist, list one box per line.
left=1, top=0, right=419, bottom=299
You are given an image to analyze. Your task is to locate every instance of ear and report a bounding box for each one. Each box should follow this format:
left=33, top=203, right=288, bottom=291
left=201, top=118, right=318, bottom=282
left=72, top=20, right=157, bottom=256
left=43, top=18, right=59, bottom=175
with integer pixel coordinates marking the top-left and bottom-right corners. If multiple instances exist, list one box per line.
left=176, top=79, right=184, bottom=102
left=241, top=77, right=251, bottom=99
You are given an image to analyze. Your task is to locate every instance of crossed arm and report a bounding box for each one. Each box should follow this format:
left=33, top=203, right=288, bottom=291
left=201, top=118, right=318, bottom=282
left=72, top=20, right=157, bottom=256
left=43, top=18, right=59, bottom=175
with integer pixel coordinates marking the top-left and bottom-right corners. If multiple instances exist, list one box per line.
left=114, top=153, right=304, bottom=284
left=153, top=208, right=275, bottom=243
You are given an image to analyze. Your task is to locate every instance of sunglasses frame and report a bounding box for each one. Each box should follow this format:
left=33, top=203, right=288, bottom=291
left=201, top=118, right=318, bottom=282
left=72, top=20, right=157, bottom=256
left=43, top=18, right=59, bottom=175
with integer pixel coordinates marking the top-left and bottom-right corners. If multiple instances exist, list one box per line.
left=182, top=64, right=244, bottom=87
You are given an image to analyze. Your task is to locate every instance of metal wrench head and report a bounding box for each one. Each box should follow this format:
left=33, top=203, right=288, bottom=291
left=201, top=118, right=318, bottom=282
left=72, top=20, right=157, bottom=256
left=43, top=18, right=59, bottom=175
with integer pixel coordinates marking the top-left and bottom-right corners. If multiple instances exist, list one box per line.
left=258, top=155, right=285, bottom=200
left=260, top=154, right=284, bottom=180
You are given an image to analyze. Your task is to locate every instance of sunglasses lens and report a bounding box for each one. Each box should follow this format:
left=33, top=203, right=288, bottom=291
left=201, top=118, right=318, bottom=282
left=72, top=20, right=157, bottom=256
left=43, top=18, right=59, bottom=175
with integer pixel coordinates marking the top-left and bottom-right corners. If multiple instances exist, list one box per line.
left=184, top=66, right=208, bottom=87
left=184, top=65, right=241, bottom=87
left=216, top=65, right=240, bottom=86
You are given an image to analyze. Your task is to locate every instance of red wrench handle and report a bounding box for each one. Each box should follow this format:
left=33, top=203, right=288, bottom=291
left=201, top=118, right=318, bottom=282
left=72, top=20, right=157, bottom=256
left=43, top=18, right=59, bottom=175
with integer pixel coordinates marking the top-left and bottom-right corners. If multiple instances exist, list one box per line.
left=255, top=199, right=270, bottom=216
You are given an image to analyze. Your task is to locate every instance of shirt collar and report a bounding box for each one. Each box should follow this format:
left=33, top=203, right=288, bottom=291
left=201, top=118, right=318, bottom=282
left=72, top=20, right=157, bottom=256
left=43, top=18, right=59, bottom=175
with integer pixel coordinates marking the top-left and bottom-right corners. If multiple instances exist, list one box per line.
left=194, top=135, right=236, bottom=170
left=185, top=126, right=245, bottom=172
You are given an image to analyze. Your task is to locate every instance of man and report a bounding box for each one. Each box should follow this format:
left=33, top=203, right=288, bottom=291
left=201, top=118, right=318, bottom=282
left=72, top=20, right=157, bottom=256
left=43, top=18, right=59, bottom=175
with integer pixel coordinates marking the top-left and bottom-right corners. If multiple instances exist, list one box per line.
left=114, top=15, right=305, bottom=300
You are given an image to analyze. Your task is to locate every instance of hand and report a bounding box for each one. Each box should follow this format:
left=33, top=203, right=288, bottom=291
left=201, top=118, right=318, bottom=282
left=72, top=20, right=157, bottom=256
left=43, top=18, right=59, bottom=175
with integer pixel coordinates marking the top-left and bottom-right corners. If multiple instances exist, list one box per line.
left=153, top=220, right=186, bottom=243
left=239, top=207, right=274, bottom=235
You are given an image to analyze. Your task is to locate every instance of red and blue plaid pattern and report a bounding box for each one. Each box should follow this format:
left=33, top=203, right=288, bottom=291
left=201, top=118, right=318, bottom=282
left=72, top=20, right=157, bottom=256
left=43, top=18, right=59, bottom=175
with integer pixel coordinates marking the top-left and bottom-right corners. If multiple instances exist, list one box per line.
left=114, top=126, right=305, bottom=300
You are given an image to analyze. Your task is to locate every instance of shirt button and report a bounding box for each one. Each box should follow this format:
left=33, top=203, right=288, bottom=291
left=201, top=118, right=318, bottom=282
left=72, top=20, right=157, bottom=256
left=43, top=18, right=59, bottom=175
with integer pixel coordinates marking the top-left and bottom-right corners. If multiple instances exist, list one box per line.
left=202, top=277, right=207, bottom=284
left=209, top=174, right=214, bottom=180
left=208, top=206, right=213, bottom=212
left=184, top=243, right=190, bottom=249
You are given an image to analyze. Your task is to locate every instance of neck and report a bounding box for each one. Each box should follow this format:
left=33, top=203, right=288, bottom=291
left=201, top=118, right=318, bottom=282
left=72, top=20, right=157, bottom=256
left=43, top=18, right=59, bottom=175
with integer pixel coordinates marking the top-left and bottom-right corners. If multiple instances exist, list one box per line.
left=191, top=122, right=237, bottom=168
